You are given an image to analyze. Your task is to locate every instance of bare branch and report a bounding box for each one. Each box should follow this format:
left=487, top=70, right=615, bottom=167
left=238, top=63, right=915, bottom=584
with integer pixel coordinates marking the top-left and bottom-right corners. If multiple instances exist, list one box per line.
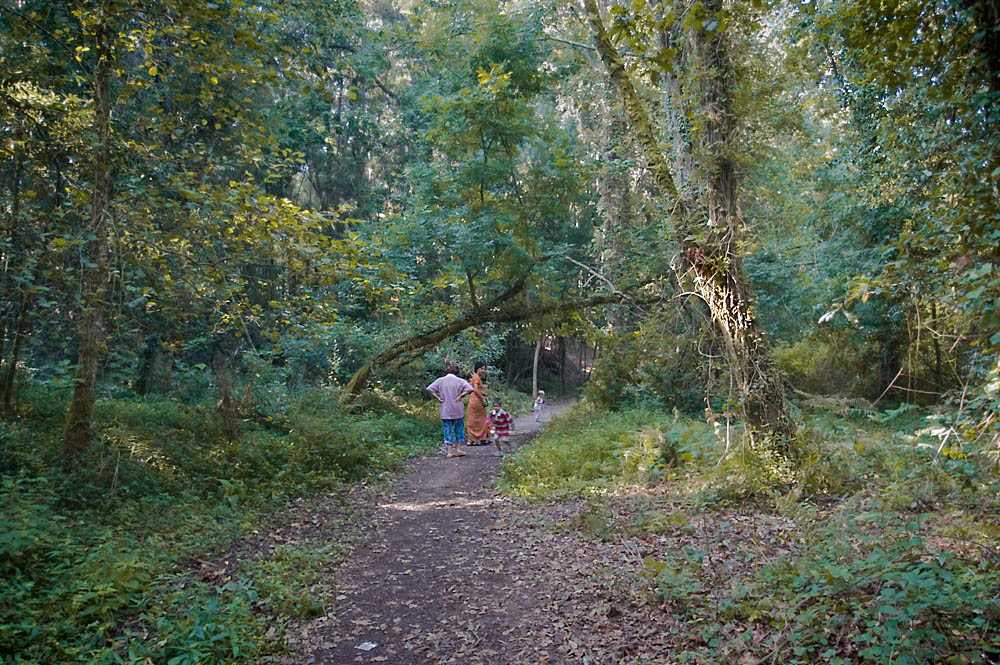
left=563, top=255, right=622, bottom=296
left=544, top=35, right=597, bottom=52
left=562, top=254, right=651, bottom=316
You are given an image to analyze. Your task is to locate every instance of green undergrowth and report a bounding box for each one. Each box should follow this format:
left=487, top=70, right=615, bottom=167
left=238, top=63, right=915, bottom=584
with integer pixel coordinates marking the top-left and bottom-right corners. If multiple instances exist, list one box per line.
left=504, top=399, right=1000, bottom=509
left=486, top=383, right=535, bottom=418
left=501, top=400, right=1000, bottom=663
left=0, top=386, right=439, bottom=665
left=635, top=504, right=1000, bottom=664
left=497, top=403, right=722, bottom=498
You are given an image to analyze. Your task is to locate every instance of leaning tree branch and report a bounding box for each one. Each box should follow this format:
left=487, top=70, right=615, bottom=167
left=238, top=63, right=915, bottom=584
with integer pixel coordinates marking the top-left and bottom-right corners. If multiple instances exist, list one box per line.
left=580, top=0, right=685, bottom=214
left=544, top=35, right=597, bottom=52
left=388, top=289, right=658, bottom=372
left=341, top=269, right=534, bottom=401
left=341, top=273, right=659, bottom=402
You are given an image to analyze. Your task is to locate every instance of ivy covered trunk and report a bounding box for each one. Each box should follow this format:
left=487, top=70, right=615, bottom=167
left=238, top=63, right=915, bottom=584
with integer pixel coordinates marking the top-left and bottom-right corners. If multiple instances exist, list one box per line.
left=63, top=13, right=113, bottom=465
left=583, top=0, right=797, bottom=448
left=692, top=0, right=796, bottom=444
left=685, top=246, right=797, bottom=442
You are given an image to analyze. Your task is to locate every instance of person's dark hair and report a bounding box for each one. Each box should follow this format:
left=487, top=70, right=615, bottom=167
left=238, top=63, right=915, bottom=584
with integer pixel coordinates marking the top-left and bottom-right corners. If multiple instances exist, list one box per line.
left=492, top=396, right=503, bottom=405
left=446, top=363, right=459, bottom=375
left=474, top=361, right=487, bottom=372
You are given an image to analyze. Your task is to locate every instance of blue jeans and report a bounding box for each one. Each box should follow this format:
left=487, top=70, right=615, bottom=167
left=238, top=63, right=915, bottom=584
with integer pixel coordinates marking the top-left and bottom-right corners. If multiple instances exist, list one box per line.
left=441, top=417, right=466, bottom=445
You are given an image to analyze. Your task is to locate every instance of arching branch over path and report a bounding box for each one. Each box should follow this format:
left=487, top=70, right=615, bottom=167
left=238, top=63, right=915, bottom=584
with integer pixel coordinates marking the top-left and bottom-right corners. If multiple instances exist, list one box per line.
left=342, top=269, right=652, bottom=402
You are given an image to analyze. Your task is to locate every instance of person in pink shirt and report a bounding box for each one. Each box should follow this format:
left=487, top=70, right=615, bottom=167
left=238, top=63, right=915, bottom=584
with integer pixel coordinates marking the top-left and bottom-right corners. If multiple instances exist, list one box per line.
left=426, top=364, right=475, bottom=458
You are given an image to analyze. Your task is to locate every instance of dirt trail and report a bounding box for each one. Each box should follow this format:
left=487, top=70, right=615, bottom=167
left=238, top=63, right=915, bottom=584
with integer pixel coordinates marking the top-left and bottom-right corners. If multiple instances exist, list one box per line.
left=282, top=407, right=573, bottom=665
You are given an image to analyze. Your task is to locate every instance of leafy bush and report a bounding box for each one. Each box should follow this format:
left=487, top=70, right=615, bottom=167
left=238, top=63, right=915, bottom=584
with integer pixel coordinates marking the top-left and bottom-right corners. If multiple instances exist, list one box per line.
left=697, top=434, right=797, bottom=504
left=583, top=333, right=642, bottom=410
left=568, top=496, right=615, bottom=541
left=0, top=478, right=272, bottom=664
left=641, top=549, right=705, bottom=611
left=792, top=403, right=1000, bottom=510
left=584, top=318, right=707, bottom=413
left=637, top=509, right=1000, bottom=664
left=751, top=514, right=1000, bottom=664
left=772, top=331, right=873, bottom=396
left=247, top=543, right=331, bottom=620
left=485, top=382, right=533, bottom=417
left=113, top=577, right=268, bottom=665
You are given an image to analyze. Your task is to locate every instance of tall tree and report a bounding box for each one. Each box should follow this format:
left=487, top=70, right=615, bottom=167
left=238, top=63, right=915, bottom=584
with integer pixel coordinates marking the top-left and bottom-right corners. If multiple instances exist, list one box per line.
left=61, top=0, right=114, bottom=462
left=581, top=0, right=797, bottom=446
left=801, top=0, right=1000, bottom=435
left=1, top=0, right=377, bottom=461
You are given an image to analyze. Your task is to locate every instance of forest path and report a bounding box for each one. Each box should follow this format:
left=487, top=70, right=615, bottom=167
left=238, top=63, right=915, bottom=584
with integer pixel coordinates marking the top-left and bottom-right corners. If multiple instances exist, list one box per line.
left=279, top=404, right=582, bottom=665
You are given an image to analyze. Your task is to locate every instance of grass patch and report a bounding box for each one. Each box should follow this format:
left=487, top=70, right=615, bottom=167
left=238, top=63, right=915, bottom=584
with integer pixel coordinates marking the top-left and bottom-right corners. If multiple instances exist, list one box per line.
left=497, top=403, right=720, bottom=498
left=248, top=542, right=334, bottom=620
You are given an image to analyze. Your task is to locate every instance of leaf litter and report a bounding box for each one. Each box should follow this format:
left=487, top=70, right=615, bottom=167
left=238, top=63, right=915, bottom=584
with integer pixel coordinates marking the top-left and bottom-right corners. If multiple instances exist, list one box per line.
left=252, top=407, right=998, bottom=664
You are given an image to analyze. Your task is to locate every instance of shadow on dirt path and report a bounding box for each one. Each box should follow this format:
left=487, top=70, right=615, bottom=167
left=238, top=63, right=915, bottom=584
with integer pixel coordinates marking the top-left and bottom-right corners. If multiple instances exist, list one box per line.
left=279, top=405, right=572, bottom=665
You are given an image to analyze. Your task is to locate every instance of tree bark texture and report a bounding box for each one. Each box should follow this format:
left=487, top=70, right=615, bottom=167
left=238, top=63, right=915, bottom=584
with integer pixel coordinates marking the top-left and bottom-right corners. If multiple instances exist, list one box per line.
left=0, top=153, right=25, bottom=377
left=212, top=354, right=240, bottom=441
left=598, top=98, right=630, bottom=273
left=63, top=13, right=113, bottom=465
left=3, top=290, right=29, bottom=420
left=560, top=336, right=567, bottom=394
left=582, top=0, right=796, bottom=445
left=532, top=333, right=542, bottom=397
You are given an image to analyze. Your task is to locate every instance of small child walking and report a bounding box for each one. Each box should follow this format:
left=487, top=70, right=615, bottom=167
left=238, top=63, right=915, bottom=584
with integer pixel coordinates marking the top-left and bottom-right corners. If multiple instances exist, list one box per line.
left=533, top=390, right=545, bottom=422
left=488, top=397, right=515, bottom=456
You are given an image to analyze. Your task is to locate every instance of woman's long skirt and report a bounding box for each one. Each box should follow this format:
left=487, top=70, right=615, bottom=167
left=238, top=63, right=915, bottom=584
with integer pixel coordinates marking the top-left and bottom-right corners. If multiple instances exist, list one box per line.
left=466, top=394, right=489, bottom=443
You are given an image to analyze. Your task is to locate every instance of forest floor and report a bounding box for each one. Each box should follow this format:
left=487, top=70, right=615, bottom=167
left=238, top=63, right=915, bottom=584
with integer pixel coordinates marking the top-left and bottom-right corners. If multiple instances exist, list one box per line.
left=260, top=403, right=683, bottom=665
left=242, top=401, right=1000, bottom=665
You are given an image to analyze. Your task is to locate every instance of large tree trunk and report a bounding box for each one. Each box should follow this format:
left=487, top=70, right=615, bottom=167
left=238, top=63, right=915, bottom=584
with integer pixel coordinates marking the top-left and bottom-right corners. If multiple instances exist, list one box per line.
left=599, top=99, right=631, bottom=331
left=559, top=336, right=567, bottom=394
left=212, top=354, right=240, bottom=441
left=598, top=97, right=630, bottom=270
left=582, top=0, right=796, bottom=447
left=689, top=0, right=796, bottom=443
left=63, top=13, right=113, bottom=466
left=531, top=333, right=543, bottom=397
left=135, top=334, right=161, bottom=397
left=0, top=153, right=25, bottom=391
left=3, top=290, right=29, bottom=420
left=687, top=250, right=796, bottom=441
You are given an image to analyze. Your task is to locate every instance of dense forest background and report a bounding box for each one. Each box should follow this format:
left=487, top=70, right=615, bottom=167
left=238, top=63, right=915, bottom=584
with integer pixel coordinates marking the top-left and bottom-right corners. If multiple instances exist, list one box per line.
left=2, top=0, right=998, bottom=663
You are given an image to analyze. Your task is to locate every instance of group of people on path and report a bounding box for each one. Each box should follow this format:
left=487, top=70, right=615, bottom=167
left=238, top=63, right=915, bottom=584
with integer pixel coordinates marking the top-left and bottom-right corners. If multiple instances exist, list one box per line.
left=425, top=363, right=544, bottom=459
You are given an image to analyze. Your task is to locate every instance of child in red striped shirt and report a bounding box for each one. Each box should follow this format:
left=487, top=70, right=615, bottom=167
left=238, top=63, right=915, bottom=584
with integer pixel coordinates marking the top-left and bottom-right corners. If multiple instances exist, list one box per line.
left=487, top=397, right=515, bottom=456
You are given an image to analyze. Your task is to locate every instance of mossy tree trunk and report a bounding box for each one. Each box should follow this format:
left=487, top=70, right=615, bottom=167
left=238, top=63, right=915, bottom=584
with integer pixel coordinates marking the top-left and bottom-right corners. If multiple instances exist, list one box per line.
left=63, top=11, right=113, bottom=466
left=531, top=333, right=542, bottom=397
left=582, top=0, right=796, bottom=448
left=3, top=289, right=30, bottom=420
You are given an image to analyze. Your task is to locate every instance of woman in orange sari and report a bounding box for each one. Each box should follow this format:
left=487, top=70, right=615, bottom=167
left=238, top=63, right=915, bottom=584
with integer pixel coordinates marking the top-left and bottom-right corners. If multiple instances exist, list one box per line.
left=466, top=362, right=490, bottom=445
